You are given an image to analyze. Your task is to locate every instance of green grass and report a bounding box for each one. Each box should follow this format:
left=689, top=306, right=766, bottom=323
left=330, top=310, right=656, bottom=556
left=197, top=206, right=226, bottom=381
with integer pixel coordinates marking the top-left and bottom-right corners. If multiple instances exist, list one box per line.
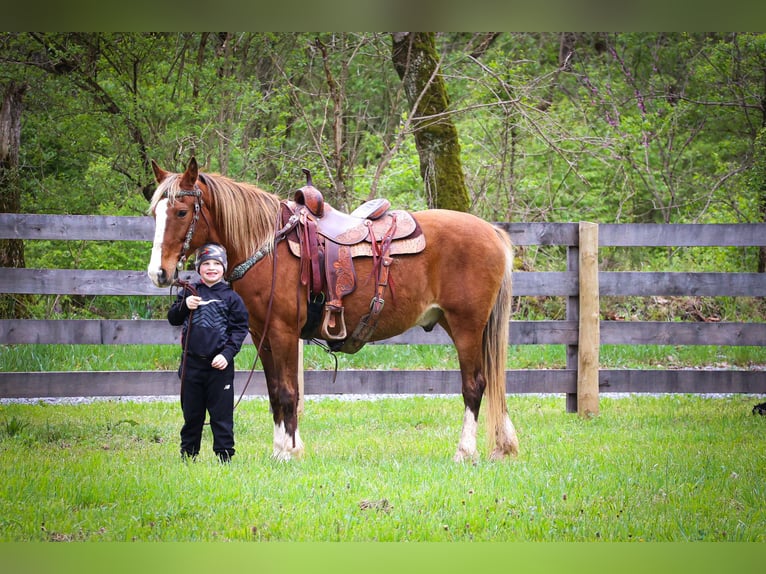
left=2, top=343, right=765, bottom=372
left=1, top=395, right=764, bottom=541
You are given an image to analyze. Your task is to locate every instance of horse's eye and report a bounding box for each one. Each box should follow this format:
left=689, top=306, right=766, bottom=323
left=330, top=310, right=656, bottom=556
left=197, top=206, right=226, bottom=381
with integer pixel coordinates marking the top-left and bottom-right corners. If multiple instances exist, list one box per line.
left=177, top=210, right=188, bottom=218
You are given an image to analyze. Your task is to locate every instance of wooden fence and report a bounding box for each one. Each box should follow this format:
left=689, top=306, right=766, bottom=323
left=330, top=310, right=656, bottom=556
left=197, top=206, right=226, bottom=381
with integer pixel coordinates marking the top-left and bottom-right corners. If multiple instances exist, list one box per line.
left=1, top=213, right=765, bottom=413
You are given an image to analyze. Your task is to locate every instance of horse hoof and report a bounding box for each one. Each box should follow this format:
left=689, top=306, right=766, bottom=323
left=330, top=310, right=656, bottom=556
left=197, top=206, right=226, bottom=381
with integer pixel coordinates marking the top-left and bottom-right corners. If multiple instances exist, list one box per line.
left=453, top=449, right=477, bottom=463
left=489, top=444, right=519, bottom=460
left=272, top=450, right=293, bottom=462
left=272, top=445, right=305, bottom=462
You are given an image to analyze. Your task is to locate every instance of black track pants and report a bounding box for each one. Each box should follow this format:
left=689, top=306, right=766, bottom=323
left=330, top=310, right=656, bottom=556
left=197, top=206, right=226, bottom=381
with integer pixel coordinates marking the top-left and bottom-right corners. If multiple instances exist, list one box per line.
left=179, top=354, right=235, bottom=458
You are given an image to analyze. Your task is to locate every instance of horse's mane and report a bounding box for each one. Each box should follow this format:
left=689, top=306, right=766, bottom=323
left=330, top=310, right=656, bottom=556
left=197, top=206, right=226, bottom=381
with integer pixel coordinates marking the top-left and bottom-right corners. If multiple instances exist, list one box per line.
left=149, top=171, right=281, bottom=257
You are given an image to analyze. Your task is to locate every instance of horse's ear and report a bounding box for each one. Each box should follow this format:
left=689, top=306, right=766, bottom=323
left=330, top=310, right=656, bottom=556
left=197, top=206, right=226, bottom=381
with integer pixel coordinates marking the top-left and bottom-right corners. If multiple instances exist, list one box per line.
left=151, top=160, right=168, bottom=184
left=180, top=157, right=199, bottom=188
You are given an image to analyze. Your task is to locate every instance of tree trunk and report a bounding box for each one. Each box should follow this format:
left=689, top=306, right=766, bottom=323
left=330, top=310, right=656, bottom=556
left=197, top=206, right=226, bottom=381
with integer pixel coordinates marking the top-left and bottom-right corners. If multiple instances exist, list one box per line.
left=391, top=32, right=470, bottom=212
left=756, top=127, right=766, bottom=273
left=0, top=81, right=27, bottom=318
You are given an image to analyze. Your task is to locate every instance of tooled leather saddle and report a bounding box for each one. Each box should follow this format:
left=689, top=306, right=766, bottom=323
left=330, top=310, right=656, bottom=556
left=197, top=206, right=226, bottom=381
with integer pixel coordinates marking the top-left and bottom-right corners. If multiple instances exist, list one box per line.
left=283, top=169, right=426, bottom=353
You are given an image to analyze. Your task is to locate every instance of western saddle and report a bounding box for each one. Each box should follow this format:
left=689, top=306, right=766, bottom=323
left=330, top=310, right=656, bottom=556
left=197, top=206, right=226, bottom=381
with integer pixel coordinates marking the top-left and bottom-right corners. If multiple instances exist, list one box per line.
left=282, top=169, right=425, bottom=353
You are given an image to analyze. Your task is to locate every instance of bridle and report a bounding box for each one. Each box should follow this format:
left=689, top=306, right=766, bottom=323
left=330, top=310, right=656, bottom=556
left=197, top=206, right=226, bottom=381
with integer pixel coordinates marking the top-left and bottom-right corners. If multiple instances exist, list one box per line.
left=164, top=182, right=207, bottom=273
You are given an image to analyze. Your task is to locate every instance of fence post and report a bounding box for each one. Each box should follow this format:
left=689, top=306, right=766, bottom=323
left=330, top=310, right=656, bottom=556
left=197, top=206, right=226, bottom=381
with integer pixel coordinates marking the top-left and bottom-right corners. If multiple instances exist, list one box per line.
left=577, top=221, right=600, bottom=417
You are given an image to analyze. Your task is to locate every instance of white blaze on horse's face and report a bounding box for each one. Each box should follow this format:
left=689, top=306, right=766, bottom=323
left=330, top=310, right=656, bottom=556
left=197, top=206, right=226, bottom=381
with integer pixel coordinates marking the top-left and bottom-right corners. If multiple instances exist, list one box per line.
left=147, top=198, right=170, bottom=287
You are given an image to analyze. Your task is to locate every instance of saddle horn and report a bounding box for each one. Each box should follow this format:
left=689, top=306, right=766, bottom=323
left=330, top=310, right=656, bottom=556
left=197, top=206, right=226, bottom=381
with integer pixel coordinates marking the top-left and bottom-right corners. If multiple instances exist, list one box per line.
left=295, top=168, right=324, bottom=217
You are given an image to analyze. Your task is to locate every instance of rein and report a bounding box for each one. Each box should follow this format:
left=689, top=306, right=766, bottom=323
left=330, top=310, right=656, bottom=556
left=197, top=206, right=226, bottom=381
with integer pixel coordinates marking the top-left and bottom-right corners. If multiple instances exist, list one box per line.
left=171, top=278, right=198, bottom=410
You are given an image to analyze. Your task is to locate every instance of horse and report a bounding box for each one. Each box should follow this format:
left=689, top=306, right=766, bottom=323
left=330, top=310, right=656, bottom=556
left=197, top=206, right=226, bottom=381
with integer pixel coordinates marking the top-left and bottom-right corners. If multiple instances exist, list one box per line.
left=146, top=157, right=519, bottom=462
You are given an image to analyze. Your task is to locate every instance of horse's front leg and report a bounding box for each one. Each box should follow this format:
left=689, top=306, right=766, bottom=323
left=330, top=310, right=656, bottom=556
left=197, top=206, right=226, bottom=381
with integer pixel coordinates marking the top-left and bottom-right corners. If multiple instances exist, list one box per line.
left=260, top=334, right=304, bottom=461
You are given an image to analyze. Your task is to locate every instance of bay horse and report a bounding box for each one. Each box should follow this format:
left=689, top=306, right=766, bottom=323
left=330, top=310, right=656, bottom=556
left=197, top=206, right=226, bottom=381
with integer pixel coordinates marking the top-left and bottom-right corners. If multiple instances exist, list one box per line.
left=146, top=157, right=518, bottom=462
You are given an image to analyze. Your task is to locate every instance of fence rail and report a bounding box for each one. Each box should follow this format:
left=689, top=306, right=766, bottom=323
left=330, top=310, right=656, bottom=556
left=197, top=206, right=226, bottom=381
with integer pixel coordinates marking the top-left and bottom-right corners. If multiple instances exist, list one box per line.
left=2, top=214, right=765, bottom=411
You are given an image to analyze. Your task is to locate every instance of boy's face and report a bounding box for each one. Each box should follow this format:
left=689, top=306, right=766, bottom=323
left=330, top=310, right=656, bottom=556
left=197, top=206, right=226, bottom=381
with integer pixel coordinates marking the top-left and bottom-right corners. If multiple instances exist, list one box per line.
left=199, top=259, right=224, bottom=286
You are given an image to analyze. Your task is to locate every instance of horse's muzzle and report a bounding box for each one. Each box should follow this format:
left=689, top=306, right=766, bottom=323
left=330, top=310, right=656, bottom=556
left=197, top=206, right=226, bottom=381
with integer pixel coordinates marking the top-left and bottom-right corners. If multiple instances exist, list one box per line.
left=148, top=266, right=176, bottom=288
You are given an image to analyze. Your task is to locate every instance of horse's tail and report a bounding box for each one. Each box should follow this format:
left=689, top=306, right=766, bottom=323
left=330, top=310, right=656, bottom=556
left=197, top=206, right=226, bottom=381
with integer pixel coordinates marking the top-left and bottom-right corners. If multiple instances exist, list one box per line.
left=483, top=227, right=518, bottom=457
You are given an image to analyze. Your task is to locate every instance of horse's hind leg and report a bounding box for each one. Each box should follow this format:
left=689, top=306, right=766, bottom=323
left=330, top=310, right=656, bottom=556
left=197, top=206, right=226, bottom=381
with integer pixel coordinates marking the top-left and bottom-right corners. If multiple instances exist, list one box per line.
left=447, top=327, right=486, bottom=463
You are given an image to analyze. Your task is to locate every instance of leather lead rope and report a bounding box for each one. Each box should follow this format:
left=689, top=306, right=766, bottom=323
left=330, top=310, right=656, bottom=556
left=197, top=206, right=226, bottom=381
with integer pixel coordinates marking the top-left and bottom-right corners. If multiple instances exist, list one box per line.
left=172, top=278, right=198, bottom=409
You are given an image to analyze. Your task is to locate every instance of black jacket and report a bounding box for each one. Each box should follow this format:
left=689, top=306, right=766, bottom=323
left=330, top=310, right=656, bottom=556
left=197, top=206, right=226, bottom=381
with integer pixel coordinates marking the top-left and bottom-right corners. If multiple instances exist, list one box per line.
left=167, top=281, right=249, bottom=365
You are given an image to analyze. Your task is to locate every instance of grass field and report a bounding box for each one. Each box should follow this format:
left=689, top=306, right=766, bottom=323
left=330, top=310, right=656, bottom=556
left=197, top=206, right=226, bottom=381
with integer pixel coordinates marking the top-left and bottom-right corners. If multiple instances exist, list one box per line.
left=1, top=394, right=764, bottom=542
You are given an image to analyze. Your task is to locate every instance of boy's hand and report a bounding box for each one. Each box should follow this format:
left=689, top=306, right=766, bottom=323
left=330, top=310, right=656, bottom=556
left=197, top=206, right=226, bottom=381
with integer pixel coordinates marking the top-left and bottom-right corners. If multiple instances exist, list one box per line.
left=211, top=354, right=228, bottom=370
left=185, top=295, right=202, bottom=309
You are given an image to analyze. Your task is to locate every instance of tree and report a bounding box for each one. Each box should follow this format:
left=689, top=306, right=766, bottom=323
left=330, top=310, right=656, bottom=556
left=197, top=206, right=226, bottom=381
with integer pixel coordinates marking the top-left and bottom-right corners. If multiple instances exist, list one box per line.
left=0, top=81, right=25, bottom=267
left=391, top=32, right=470, bottom=211
left=0, top=81, right=27, bottom=317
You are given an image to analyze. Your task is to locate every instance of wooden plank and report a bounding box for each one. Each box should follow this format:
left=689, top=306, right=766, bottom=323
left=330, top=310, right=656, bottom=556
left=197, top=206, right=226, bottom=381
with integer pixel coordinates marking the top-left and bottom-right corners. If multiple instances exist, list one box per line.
left=509, top=320, right=578, bottom=345
left=0, top=320, right=180, bottom=345
left=0, top=268, right=196, bottom=295
left=0, top=215, right=570, bottom=247
left=512, top=272, right=578, bottom=296
left=1, top=215, right=582, bottom=247
left=0, top=319, right=579, bottom=346
left=0, top=370, right=267, bottom=398
left=600, top=223, right=766, bottom=247
left=0, top=213, right=154, bottom=241
left=5, top=216, right=764, bottom=249
left=362, top=321, right=579, bottom=346
left=495, top=222, right=579, bottom=246
left=4, top=368, right=763, bottom=398
left=600, top=272, right=766, bottom=297
left=600, top=321, right=766, bottom=346
left=0, top=369, right=576, bottom=398
left=305, top=369, right=576, bottom=395
left=599, top=369, right=766, bottom=394
left=1, top=320, right=104, bottom=344
left=0, top=267, right=575, bottom=297
left=577, top=222, right=600, bottom=417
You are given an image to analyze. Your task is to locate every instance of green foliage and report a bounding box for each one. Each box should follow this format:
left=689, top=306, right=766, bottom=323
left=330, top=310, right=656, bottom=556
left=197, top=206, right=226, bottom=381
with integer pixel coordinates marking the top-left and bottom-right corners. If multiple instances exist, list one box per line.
left=3, top=32, right=765, bottom=320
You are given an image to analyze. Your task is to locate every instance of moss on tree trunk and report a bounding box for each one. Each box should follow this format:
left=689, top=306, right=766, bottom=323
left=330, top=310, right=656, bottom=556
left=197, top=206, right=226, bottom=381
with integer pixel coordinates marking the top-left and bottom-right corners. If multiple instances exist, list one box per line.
left=0, top=82, right=27, bottom=318
left=392, top=32, right=470, bottom=212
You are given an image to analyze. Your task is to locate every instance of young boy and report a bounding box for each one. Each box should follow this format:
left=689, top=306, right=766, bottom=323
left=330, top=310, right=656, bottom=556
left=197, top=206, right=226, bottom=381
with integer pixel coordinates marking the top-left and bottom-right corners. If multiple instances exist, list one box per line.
left=168, top=243, right=249, bottom=463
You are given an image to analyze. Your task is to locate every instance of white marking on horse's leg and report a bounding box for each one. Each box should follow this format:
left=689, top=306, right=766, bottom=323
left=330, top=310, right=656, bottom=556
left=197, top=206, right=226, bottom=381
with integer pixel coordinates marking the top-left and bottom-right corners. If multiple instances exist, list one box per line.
left=147, top=198, right=169, bottom=286
left=291, top=428, right=305, bottom=458
left=272, top=421, right=305, bottom=461
left=272, top=421, right=289, bottom=460
left=490, top=414, right=519, bottom=460
left=453, top=406, right=478, bottom=462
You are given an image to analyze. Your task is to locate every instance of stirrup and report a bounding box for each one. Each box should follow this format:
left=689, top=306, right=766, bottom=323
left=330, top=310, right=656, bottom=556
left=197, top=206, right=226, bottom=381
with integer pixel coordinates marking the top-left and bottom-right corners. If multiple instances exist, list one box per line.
left=320, top=305, right=348, bottom=341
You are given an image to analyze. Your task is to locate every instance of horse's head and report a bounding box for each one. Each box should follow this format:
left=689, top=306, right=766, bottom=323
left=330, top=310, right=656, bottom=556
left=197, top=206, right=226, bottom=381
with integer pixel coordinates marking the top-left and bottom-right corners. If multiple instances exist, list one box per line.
left=147, top=157, right=213, bottom=287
